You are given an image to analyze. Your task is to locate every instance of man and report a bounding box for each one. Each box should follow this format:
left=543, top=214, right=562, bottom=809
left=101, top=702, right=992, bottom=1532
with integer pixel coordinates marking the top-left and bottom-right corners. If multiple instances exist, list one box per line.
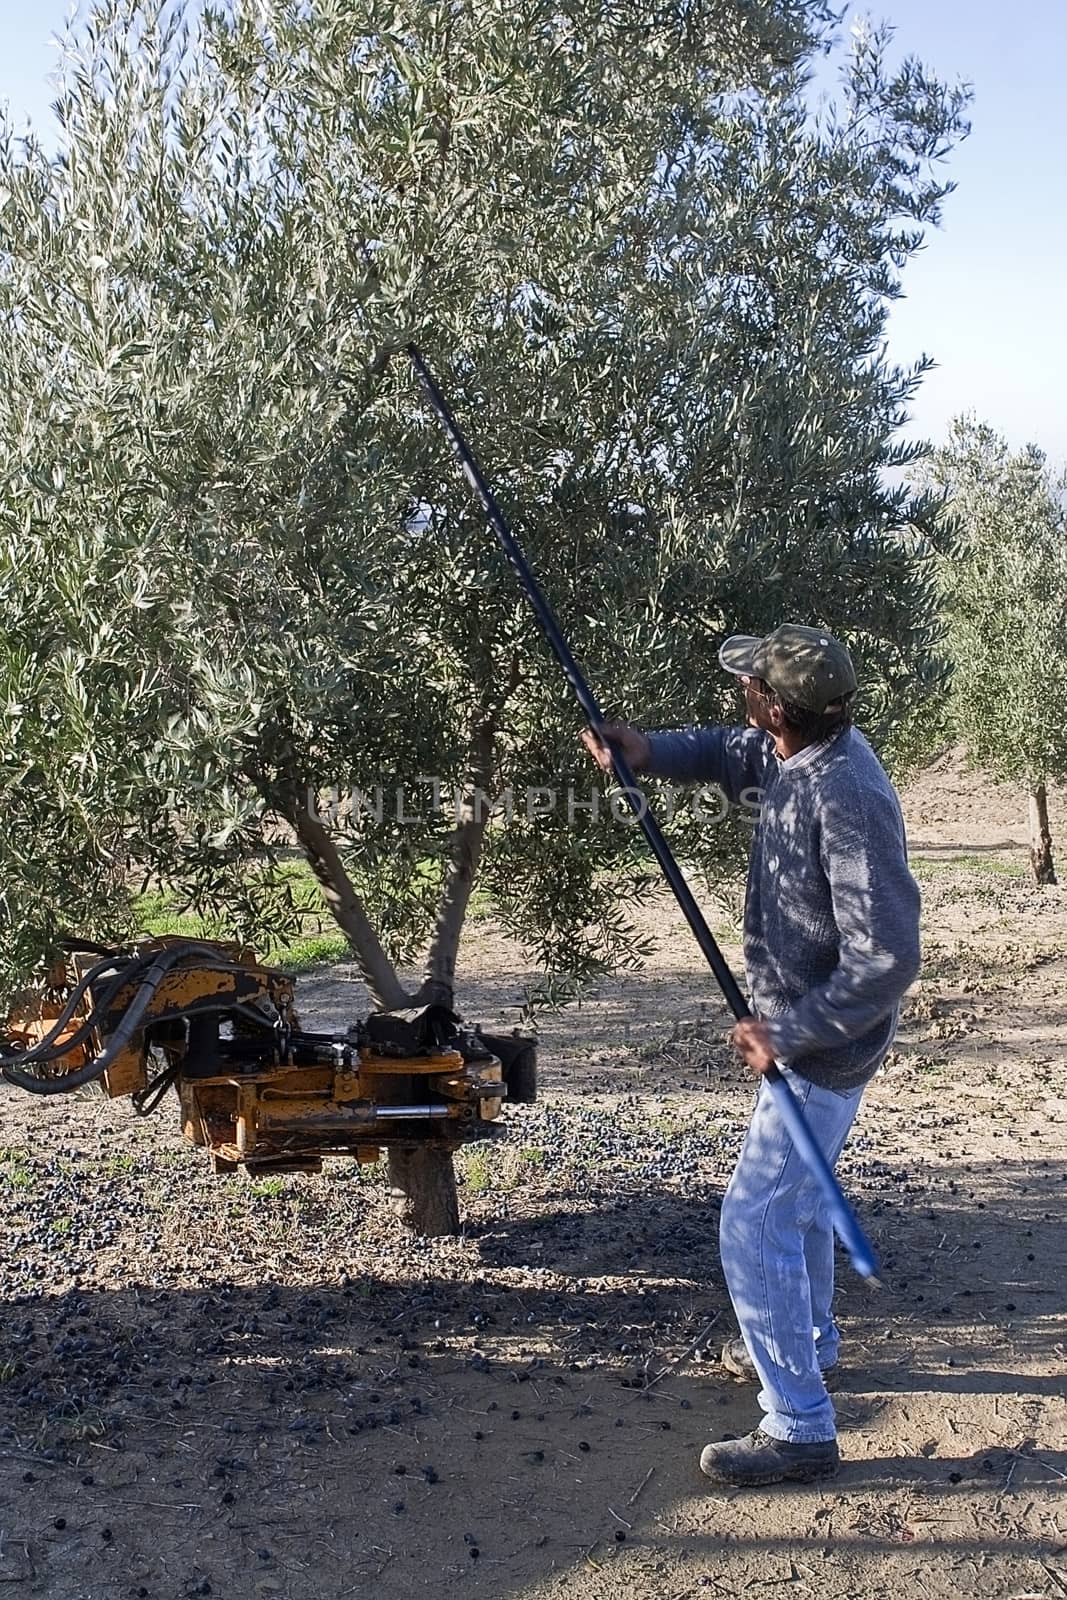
left=582, top=623, right=920, bottom=1487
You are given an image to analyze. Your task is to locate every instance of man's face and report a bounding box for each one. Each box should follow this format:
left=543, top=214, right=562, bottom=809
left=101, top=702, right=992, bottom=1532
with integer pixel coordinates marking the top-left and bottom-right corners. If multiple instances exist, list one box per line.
left=740, top=674, right=777, bottom=732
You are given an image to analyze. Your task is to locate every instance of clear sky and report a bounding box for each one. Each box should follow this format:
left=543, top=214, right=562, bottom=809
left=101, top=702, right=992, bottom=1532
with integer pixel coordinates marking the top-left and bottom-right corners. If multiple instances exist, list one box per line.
left=854, top=0, right=1067, bottom=467
left=1, top=1, right=1065, bottom=465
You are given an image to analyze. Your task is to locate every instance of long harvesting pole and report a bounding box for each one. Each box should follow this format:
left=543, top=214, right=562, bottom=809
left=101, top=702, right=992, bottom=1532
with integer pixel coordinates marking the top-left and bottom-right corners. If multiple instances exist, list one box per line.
left=409, top=343, right=879, bottom=1283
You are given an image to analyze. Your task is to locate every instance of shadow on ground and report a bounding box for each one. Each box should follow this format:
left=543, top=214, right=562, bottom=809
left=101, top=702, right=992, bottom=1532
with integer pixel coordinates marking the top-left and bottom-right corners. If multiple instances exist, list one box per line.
left=1, top=1160, right=1064, bottom=1599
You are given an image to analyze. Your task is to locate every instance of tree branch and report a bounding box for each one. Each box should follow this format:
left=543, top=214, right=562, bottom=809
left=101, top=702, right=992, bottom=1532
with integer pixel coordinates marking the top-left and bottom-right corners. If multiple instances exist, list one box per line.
left=271, top=779, right=410, bottom=1011
left=417, top=720, right=495, bottom=1008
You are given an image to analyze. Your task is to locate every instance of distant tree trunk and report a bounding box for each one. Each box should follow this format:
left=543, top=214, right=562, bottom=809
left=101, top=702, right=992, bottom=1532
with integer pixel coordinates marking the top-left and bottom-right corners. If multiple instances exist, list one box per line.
left=1028, top=781, right=1056, bottom=884
left=416, top=720, right=495, bottom=1009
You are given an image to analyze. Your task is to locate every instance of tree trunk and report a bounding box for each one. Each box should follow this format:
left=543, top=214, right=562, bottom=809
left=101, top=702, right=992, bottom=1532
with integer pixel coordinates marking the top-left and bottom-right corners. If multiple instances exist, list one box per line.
left=416, top=721, right=495, bottom=1009
left=1028, top=781, right=1056, bottom=885
left=272, top=780, right=410, bottom=1010
left=387, top=1145, right=460, bottom=1236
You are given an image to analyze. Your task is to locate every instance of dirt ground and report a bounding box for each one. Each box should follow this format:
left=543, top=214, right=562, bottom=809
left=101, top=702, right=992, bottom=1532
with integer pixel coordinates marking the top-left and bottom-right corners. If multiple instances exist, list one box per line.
left=1, top=755, right=1065, bottom=1600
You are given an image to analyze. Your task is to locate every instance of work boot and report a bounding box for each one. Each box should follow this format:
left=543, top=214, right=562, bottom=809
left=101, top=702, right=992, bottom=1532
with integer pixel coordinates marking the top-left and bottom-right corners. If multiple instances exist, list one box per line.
left=699, top=1427, right=840, bottom=1487
left=720, top=1338, right=838, bottom=1386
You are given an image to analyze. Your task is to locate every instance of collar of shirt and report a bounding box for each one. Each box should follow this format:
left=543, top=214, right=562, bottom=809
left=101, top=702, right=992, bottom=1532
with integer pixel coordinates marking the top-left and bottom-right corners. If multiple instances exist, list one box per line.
left=776, top=724, right=851, bottom=775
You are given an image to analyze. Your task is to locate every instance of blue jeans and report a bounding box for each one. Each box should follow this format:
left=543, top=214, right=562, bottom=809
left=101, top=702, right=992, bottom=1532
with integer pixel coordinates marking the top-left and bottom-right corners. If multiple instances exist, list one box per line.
left=719, top=1067, right=865, bottom=1443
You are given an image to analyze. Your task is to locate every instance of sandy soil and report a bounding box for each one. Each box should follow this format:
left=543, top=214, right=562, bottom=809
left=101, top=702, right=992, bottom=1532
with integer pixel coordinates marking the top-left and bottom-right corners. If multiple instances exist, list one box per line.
left=1, top=756, right=1065, bottom=1600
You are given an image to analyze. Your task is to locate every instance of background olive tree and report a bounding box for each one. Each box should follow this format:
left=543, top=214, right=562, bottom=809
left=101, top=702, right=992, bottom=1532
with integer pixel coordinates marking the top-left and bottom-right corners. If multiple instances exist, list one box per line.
left=928, top=417, right=1067, bottom=883
left=0, top=0, right=969, bottom=1017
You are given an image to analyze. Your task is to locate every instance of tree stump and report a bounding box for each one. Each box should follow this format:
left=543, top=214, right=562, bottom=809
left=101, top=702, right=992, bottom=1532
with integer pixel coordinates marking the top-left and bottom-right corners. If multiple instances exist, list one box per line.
left=387, top=1145, right=460, bottom=1236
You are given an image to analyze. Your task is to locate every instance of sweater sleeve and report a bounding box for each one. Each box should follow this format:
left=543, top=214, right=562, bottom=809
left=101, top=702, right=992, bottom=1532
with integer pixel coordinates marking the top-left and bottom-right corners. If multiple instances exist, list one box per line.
left=644, top=725, right=774, bottom=803
left=763, top=780, right=921, bottom=1062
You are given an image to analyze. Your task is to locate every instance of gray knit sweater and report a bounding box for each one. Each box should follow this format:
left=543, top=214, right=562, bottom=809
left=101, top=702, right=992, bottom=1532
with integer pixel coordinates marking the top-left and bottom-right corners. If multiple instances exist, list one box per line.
left=645, top=723, right=921, bottom=1089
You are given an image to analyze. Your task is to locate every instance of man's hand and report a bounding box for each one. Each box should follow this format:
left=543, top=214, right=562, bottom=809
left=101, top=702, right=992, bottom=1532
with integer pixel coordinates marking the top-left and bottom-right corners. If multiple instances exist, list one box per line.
left=580, top=721, right=651, bottom=774
left=731, top=1018, right=777, bottom=1076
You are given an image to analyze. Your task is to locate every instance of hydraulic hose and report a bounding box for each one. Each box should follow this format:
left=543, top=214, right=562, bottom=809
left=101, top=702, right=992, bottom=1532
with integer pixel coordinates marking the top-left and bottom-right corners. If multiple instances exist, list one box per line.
left=1, top=942, right=246, bottom=1096
left=0, top=950, right=149, bottom=1070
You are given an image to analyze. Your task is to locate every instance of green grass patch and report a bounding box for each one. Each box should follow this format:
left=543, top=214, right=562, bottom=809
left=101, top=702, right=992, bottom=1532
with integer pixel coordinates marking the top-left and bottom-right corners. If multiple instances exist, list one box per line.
left=102, top=1153, right=136, bottom=1176
left=465, top=884, right=493, bottom=922
left=132, top=853, right=494, bottom=971
left=133, top=888, right=232, bottom=943
left=457, top=1142, right=548, bottom=1195
left=460, top=1148, right=493, bottom=1194
left=248, top=1176, right=287, bottom=1199
left=276, top=932, right=351, bottom=971
left=133, top=859, right=352, bottom=970
left=0, top=1148, right=35, bottom=1191
left=911, top=853, right=1028, bottom=880
left=647, top=1112, right=689, bottom=1139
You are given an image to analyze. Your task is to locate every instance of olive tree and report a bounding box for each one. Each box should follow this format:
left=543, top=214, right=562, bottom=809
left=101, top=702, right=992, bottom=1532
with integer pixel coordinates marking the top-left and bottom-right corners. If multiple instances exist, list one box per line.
left=0, top=1, right=968, bottom=1221
left=928, top=417, right=1067, bottom=883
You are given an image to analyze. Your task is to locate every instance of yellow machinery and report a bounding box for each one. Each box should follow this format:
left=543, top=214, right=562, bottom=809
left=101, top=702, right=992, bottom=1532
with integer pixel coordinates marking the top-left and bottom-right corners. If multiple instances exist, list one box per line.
left=1, top=937, right=535, bottom=1178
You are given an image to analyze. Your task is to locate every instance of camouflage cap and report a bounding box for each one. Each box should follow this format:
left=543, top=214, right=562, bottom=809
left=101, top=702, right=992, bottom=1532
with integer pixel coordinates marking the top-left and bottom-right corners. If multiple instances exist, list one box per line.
left=718, top=623, right=858, bottom=713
